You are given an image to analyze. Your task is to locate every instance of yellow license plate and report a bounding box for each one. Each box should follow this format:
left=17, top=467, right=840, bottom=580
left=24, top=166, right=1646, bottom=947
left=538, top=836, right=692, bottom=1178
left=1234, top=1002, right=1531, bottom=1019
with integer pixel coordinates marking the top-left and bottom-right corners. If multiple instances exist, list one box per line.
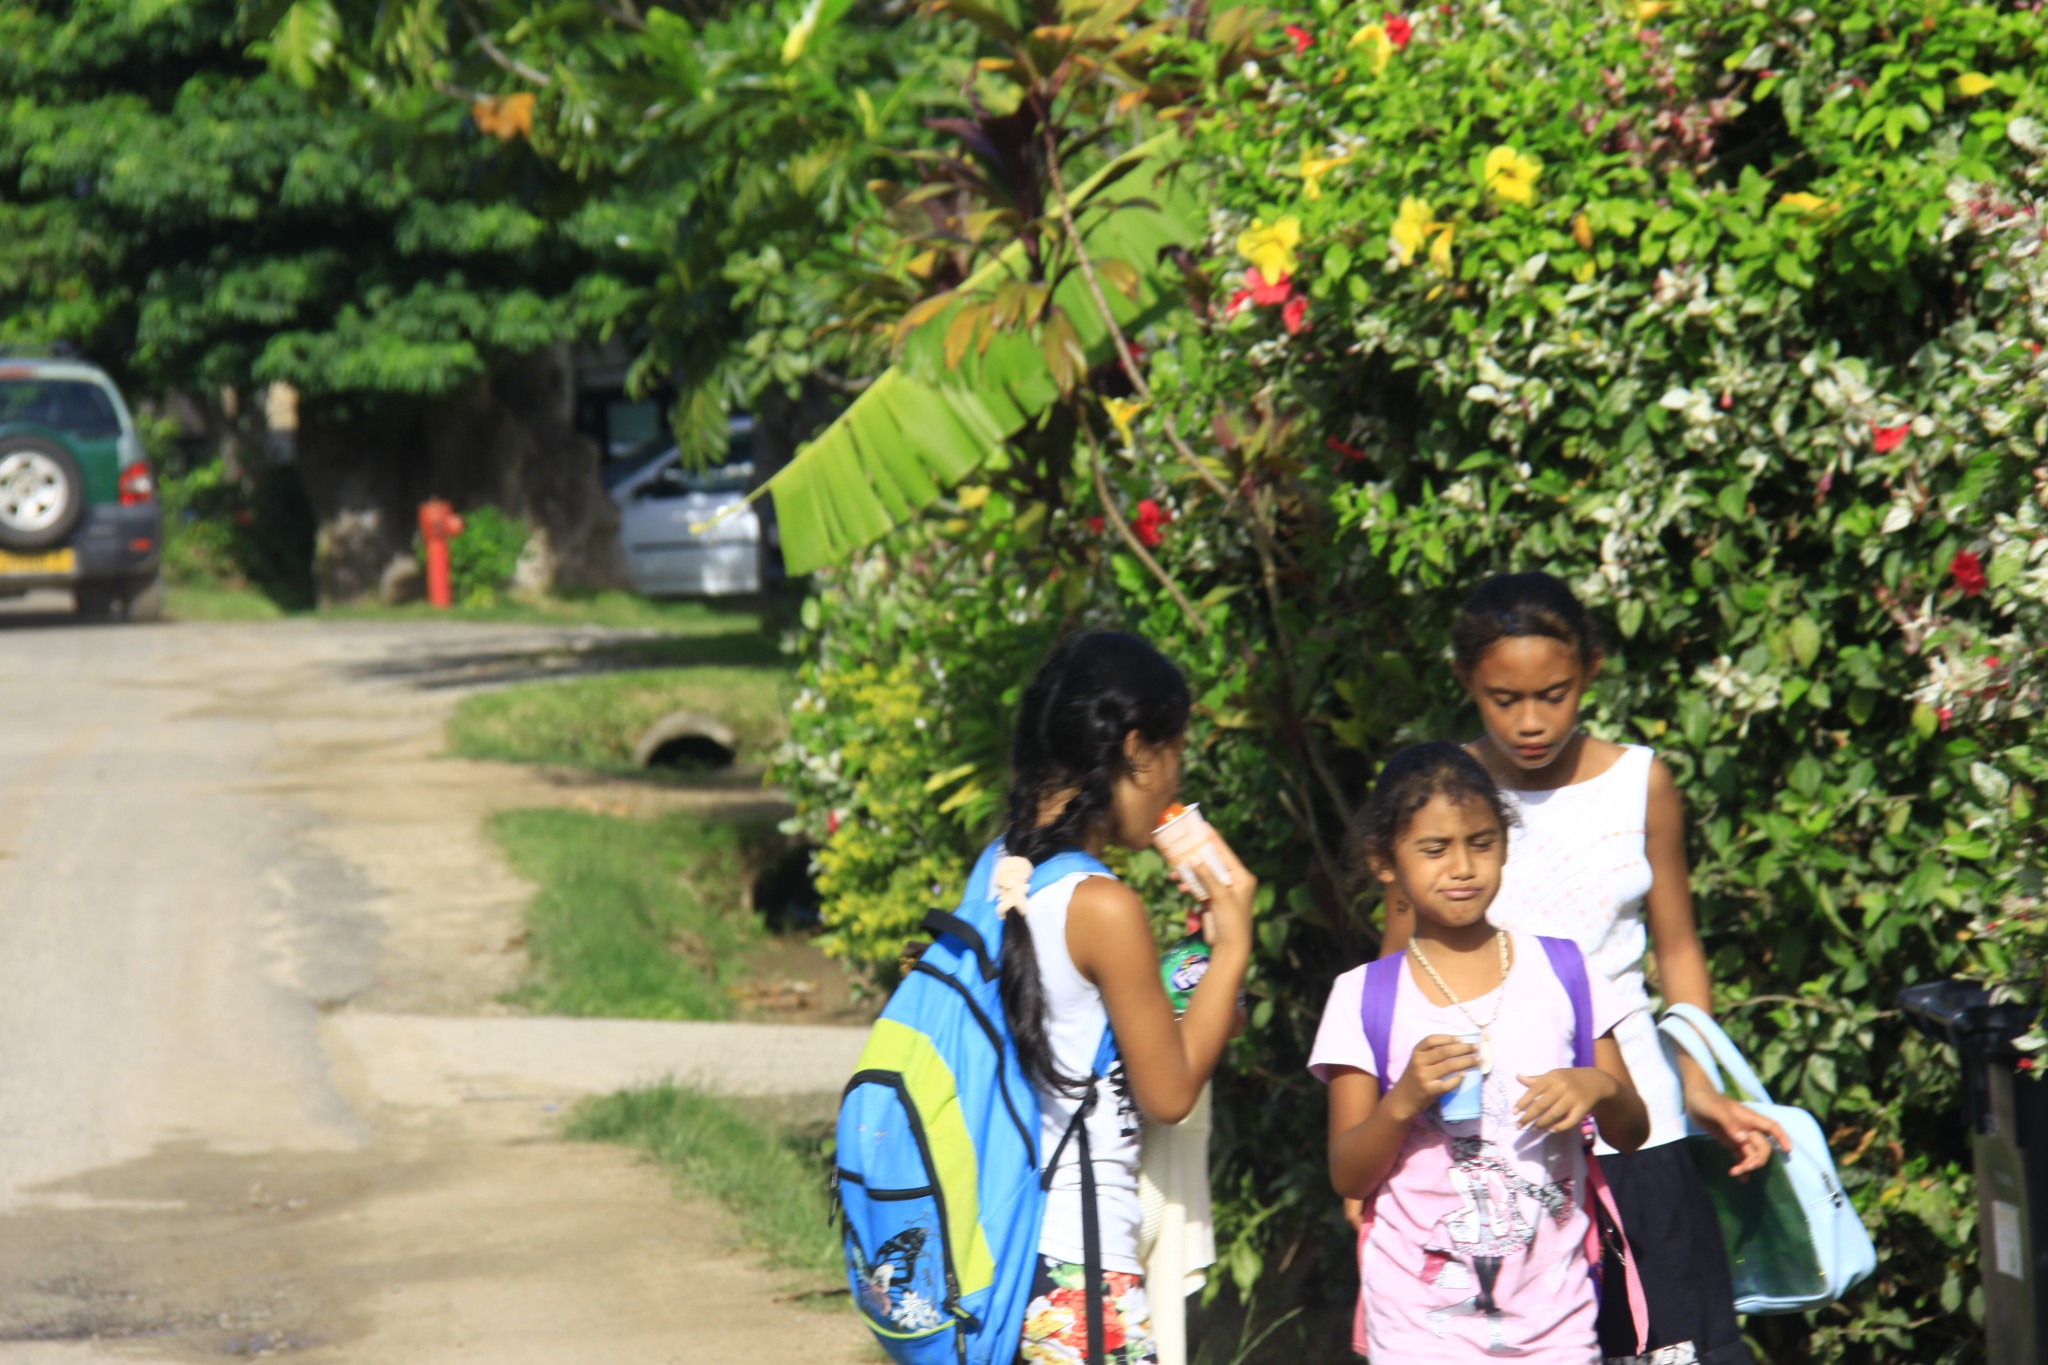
left=0, top=547, right=76, bottom=576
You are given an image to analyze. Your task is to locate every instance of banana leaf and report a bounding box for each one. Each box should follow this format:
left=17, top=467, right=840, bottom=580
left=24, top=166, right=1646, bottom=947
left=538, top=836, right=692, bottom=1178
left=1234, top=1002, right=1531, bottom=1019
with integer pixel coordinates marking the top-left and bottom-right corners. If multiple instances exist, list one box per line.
left=748, top=129, right=1200, bottom=574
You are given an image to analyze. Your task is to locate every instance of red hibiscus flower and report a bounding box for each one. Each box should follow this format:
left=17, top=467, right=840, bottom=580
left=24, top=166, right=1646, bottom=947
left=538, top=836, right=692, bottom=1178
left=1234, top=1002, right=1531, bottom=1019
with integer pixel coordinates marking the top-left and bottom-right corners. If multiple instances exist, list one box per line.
left=1247, top=267, right=1294, bottom=306
left=1133, top=498, right=1173, bottom=549
left=1384, top=13, right=1414, bottom=47
left=1871, top=422, right=1910, bottom=453
left=1282, top=294, right=1309, bottom=334
left=1285, top=23, right=1314, bottom=53
left=1951, top=549, right=1987, bottom=597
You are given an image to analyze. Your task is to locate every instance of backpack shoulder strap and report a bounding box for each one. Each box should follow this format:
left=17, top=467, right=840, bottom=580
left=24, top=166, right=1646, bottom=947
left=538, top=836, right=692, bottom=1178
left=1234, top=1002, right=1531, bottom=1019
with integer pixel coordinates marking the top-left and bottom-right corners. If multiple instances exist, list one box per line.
left=1028, top=848, right=1115, bottom=893
left=1536, top=935, right=1596, bottom=1069
left=1359, top=953, right=1405, bottom=1096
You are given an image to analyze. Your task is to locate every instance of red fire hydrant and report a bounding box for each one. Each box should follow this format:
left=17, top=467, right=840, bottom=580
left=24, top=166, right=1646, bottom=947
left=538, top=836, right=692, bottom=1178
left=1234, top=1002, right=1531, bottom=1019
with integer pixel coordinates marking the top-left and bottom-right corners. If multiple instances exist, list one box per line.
left=418, top=499, right=465, bottom=610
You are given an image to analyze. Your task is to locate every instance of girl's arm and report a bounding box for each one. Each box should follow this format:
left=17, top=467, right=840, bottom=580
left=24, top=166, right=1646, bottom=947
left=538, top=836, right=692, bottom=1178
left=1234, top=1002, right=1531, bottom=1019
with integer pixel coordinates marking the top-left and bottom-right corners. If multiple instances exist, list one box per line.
left=1644, top=757, right=1790, bottom=1174
left=1513, top=1034, right=1650, bottom=1152
left=1068, top=853, right=1255, bottom=1124
left=1328, top=1037, right=1479, bottom=1197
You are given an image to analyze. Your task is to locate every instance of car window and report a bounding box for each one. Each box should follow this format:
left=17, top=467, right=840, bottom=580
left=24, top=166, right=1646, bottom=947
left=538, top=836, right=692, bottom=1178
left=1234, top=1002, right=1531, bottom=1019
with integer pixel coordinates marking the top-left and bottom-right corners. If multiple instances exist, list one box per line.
left=0, top=379, right=123, bottom=439
left=639, top=460, right=755, bottom=500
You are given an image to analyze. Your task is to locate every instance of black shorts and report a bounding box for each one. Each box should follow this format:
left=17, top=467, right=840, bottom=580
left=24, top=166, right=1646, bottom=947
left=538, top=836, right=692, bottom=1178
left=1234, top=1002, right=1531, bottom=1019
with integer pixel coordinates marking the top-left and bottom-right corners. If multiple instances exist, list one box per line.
left=1596, top=1139, right=1755, bottom=1365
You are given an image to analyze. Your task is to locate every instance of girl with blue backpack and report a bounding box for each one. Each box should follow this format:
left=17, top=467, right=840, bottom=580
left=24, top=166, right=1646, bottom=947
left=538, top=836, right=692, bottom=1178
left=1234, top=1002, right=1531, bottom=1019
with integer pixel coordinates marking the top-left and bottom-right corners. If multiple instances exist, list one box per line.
left=837, top=631, right=1253, bottom=1365
left=1312, top=742, right=1649, bottom=1362
left=1001, top=631, right=1256, bottom=1365
left=1377, top=573, right=1792, bottom=1364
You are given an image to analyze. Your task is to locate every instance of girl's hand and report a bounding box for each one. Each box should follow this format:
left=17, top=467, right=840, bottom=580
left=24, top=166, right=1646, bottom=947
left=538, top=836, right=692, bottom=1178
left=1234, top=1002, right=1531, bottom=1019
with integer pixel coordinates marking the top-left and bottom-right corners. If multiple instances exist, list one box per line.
left=1343, top=1196, right=1366, bottom=1232
left=1389, top=1035, right=1480, bottom=1119
left=1513, top=1068, right=1617, bottom=1133
left=1189, top=838, right=1257, bottom=957
left=1688, top=1088, right=1792, bottom=1178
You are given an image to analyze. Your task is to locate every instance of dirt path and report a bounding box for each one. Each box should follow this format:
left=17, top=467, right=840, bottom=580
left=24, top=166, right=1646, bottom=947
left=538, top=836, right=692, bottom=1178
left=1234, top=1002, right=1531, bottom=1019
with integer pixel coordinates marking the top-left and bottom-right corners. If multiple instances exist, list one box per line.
left=0, top=610, right=873, bottom=1363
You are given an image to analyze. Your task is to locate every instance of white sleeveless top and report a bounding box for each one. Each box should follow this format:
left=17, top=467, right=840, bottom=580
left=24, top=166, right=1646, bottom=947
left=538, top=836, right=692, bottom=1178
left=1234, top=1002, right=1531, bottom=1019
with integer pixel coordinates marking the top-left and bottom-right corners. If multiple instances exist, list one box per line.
left=1486, top=744, right=1690, bottom=1153
left=1025, top=870, right=1144, bottom=1273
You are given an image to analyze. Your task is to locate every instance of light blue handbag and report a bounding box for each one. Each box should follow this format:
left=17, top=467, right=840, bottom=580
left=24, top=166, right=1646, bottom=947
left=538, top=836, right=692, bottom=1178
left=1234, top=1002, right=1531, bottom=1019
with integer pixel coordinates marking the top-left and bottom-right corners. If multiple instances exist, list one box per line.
left=1658, top=1003, right=1877, bottom=1315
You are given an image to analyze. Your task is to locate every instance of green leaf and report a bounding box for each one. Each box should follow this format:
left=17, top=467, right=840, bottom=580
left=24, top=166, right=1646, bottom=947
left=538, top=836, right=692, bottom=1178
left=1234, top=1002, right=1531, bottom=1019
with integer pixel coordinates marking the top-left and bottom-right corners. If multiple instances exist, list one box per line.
left=1789, top=615, right=1822, bottom=669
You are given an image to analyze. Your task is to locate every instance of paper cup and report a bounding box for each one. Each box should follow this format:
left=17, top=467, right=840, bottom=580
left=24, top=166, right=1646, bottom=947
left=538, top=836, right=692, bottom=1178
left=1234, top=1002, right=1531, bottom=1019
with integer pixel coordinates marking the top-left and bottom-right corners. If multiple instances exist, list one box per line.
left=1152, top=803, right=1233, bottom=900
left=1438, top=1032, right=1484, bottom=1122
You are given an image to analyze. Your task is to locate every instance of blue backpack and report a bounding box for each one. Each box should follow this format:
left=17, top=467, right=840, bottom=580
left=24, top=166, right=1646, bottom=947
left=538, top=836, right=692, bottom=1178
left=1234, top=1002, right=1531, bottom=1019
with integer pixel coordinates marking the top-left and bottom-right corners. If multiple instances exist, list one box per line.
left=835, top=842, right=1118, bottom=1365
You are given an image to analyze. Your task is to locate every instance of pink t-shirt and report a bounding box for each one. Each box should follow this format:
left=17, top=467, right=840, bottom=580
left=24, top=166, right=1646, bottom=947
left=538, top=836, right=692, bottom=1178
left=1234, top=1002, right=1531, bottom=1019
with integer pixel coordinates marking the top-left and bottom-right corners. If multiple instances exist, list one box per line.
left=1308, top=933, right=1636, bottom=1364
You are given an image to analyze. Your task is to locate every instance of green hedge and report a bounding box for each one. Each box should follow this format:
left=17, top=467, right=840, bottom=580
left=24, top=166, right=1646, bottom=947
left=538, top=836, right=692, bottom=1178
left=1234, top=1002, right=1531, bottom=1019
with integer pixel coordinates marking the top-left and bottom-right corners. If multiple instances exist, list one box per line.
left=776, top=1, right=2046, bottom=1359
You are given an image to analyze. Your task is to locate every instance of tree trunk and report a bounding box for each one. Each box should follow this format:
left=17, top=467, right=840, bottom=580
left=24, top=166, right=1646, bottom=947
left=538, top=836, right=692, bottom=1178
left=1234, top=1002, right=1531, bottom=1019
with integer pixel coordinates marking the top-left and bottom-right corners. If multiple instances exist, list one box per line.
left=295, top=346, right=630, bottom=605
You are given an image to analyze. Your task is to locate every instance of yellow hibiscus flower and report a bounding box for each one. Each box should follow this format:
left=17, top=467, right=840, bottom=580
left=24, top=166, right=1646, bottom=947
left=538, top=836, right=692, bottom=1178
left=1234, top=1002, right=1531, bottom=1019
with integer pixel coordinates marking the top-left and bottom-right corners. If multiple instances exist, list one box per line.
left=1428, top=221, right=1455, bottom=273
left=1300, top=151, right=1351, bottom=202
left=1390, top=197, right=1437, bottom=266
left=1103, top=398, right=1149, bottom=444
left=1483, top=145, right=1542, bottom=207
left=1349, top=23, right=1393, bottom=76
left=1776, top=191, right=1837, bottom=217
left=1236, top=216, right=1302, bottom=281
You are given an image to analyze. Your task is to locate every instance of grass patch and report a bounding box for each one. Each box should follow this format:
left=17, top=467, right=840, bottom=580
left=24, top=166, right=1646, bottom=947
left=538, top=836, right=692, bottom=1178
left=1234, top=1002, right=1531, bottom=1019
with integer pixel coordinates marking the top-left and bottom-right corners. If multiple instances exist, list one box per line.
left=567, top=1085, right=842, bottom=1283
left=493, top=807, right=777, bottom=1019
left=165, top=583, right=290, bottom=621
left=321, top=590, right=778, bottom=635
left=449, top=665, right=791, bottom=772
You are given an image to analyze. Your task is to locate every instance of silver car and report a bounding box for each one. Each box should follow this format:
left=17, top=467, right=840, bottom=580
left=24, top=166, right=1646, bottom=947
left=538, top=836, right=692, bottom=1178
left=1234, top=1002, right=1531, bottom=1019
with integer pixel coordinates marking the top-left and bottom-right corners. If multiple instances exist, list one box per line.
left=605, top=418, right=777, bottom=597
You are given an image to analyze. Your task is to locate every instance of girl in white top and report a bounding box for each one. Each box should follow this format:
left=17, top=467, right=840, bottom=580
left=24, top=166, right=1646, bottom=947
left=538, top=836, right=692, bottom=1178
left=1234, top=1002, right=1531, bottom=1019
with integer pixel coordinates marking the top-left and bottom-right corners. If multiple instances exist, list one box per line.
left=997, top=631, right=1256, bottom=1365
left=1379, top=573, right=1790, bottom=1365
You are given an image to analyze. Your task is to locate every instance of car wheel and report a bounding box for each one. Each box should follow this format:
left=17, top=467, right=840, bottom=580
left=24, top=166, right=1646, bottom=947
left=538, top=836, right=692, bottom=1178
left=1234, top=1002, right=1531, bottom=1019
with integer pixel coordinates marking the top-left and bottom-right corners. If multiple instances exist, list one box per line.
left=0, top=434, right=87, bottom=552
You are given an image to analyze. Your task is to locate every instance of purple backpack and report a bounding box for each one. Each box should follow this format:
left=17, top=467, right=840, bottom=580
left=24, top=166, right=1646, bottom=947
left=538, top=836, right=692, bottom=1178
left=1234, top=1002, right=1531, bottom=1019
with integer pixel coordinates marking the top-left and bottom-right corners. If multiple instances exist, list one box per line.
left=1352, top=936, right=1646, bottom=1355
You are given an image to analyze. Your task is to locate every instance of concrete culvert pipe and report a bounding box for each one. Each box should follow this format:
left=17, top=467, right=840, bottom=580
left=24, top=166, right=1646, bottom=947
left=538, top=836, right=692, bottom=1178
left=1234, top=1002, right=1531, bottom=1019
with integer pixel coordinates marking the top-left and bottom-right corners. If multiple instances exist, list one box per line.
left=632, top=711, right=739, bottom=772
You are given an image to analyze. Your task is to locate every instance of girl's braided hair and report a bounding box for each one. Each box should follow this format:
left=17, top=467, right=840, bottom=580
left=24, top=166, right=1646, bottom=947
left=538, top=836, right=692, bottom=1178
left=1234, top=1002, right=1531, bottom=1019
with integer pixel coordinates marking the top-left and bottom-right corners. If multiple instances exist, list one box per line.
left=1001, top=631, right=1189, bottom=1095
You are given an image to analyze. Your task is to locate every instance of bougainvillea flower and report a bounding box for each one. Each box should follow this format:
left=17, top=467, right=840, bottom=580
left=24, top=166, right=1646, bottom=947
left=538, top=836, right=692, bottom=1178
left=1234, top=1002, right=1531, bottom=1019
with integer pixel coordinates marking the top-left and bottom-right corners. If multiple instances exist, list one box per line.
left=1103, top=398, right=1149, bottom=443
left=1350, top=23, right=1394, bottom=75
left=1390, top=196, right=1438, bottom=265
left=1285, top=23, right=1314, bottom=53
left=1282, top=294, right=1310, bottom=335
left=1246, top=267, right=1294, bottom=306
left=1871, top=422, right=1909, bottom=453
left=1776, top=191, right=1838, bottom=217
left=1384, top=13, right=1414, bottom=47
left=1236, top=216, right=1302, bottom=281
left=1955, top=72, right=1996, bottom=98
left=1951, top=549, right=1988, bottom=597
left=1483, top=145, right=1543, bottom=206
left=1300, top=151, right=1351, bottom=201
left=1133, top=499, right=1173, bottom=549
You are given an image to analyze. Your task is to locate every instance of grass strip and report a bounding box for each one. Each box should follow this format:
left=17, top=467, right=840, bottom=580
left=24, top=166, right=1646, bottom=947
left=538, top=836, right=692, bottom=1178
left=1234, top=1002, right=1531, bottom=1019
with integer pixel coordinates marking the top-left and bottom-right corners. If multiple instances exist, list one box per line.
left=492, top=807, right=776, bottom=1020
left=566, top=1084, right=842, bottom=1284
left=449, top=664, right=790, bottom=773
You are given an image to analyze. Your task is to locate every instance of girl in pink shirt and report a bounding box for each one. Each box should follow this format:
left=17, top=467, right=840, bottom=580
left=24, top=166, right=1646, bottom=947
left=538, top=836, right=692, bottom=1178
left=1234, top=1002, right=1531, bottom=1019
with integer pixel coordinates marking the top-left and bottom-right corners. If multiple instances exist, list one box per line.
left=1311, top=742, right=1649, bottom=1362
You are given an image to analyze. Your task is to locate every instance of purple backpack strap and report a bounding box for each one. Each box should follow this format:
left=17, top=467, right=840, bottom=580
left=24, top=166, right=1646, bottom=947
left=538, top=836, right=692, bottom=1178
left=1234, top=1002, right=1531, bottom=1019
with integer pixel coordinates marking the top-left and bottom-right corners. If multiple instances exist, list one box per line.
left=1358, top=953, right=1406, bottom=1096
left=1537, top=935, right=1595, bottom=1068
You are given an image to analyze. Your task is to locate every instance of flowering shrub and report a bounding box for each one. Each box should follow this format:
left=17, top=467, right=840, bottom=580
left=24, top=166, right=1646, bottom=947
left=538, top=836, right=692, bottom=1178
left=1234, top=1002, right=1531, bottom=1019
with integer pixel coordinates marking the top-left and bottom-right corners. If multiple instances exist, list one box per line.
left=778, top=0, right=2045, bottom=1357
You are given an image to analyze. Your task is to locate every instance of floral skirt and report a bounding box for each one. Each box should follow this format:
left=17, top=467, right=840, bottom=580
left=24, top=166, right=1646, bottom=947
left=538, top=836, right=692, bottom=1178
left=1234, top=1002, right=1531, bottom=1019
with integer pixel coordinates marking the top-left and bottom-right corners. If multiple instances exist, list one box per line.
left=1018, top=1255, right=1156, bottom=1365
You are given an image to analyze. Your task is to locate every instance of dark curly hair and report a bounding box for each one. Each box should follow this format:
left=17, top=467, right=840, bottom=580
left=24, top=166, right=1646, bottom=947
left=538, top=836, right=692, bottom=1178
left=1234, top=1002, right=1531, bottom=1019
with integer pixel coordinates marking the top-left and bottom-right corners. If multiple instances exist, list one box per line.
left=1346, top=742, right=1516, bottom=889
left=1001, top=631, right=1190, bottom=1096
left=1451, top=571, right=1601, bottom=673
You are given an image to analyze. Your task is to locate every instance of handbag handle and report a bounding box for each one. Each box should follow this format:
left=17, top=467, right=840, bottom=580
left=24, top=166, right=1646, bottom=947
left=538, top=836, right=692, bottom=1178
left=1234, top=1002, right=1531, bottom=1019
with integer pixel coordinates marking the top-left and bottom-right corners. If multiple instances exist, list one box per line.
left=1659, top=1003, right=1776, bottom=1108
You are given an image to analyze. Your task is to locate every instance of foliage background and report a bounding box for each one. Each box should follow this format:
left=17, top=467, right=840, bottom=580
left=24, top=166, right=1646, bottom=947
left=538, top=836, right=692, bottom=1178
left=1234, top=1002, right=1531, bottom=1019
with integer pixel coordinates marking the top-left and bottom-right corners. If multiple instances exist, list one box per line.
left=770, top=1, right=2048, bottom=1360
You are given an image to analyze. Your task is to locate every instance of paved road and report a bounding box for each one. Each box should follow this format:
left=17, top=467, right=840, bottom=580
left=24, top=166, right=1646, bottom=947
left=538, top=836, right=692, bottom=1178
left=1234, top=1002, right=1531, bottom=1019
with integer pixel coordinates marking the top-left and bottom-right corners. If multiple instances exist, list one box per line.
left=0, top=601, right=869, bottom=1362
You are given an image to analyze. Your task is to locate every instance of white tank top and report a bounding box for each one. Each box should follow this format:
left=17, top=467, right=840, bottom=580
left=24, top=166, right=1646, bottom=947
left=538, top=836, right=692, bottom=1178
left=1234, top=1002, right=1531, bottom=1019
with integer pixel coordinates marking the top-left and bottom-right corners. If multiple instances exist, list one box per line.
left=1486, top=744, right=1691, bottom=1152
left=1024, top=870, right=1144, bottom=1273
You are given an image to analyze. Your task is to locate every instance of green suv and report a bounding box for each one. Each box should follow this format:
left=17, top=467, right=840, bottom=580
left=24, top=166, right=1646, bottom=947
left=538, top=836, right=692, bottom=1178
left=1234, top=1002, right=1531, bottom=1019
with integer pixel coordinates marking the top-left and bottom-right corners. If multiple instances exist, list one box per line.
left=0, top=357, right=162, bottom=620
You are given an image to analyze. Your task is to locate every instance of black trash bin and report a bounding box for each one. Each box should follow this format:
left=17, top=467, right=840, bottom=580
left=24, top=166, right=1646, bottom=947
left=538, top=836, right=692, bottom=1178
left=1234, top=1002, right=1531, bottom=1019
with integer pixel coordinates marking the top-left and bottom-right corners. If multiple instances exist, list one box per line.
left=1901, top=980, right=2048, bottom=1365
